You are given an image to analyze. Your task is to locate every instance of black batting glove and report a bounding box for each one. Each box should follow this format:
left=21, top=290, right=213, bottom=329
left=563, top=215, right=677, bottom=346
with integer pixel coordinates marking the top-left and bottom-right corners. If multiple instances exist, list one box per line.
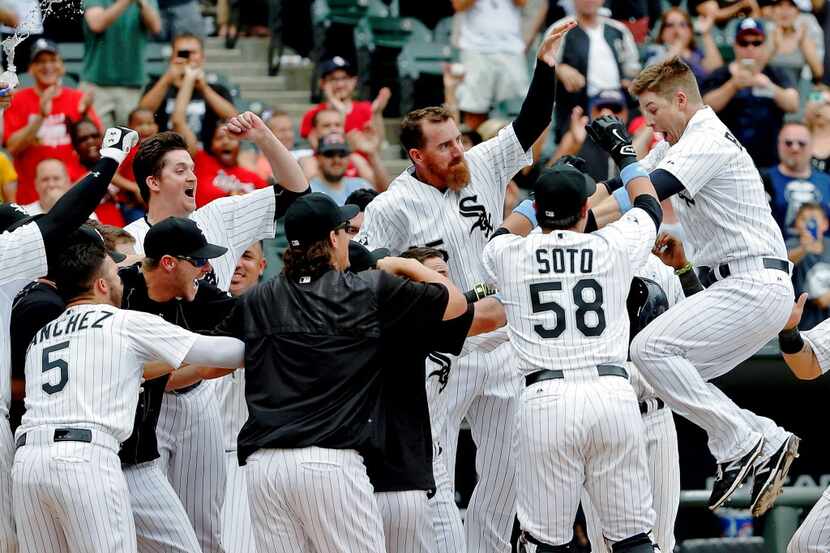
left=554, top=155, right=589, bottom=173
left=586, top=115, right=637, bottom=170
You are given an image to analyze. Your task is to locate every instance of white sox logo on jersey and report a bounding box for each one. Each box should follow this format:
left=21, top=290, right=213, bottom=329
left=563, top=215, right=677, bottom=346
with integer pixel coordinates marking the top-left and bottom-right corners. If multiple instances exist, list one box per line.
left=427, top=352, right=451, bottom=393
left=459, top=195, right=494, bottom=238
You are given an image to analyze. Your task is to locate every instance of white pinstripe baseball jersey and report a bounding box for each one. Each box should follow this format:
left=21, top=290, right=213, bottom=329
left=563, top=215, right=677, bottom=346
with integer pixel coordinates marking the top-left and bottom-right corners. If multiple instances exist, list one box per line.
left=482, top=209, right=656, bottom=374
left=802, top=317, right=830, bottom=374
left=1, top=222, right=48, bottom=419
left=216, top=370, right=247, bottom=451
left=124, top=187, right=277, bottom=291
left=20, top=305, right=198, bottom=442
left=356, top=125, right=532, bottom=292
left=639, top=107, right=787, bottom=267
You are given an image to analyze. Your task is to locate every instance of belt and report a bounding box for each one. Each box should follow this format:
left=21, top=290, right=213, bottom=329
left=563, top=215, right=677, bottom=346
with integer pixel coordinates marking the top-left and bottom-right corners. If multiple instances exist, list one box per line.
left=525, top=364, right=628, bottom=387
left=16, top=427, right=92, bottom=448
left=639, top=397, right=665, bottom=415
left=698, top=257, right=789, bottom=288
left=171, top=380, right=201, bottom=395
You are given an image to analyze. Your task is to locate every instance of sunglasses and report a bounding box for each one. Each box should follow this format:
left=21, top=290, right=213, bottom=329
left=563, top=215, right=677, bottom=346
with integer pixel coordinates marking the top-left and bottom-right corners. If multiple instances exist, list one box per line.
left=663, top=21, right=689, bottom=29
left=176, top=255, right=210, bottom=267
left=784, top=139, right=809, bottom=148
left=737, top=39, right=764, bottom=47
left=321, top=151, right=349, bottom=159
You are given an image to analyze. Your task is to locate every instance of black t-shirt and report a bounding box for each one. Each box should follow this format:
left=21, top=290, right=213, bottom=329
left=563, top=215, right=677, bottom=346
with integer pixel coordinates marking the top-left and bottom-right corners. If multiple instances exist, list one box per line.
left=118, top=264, right=238, bottom=465
left=143, top=77, right=233, bottom=145
left=363, top=303, right=474, bottom=493
left=217, top=269, right=450, bottom=465
left=10, top=282, right=66, bottom=381
left=700, top=65, right=795, bottom=168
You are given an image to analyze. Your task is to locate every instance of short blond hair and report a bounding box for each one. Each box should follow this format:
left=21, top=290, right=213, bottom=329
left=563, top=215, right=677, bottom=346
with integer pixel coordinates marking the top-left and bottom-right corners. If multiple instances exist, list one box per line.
left=629, top=57, right=702, bottom=103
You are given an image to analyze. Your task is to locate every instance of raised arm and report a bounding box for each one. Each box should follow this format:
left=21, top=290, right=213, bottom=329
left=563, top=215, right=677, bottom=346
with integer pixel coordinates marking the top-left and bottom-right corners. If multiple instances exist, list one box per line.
left=170, top=67, right=199, bottom=156
left=137, top=0, right=161, bottom=34
left=376, top=257, right=468, bottom=320
left=197, top=78, right=237, bottom=121
left=84, top=0, right=132, bottom=33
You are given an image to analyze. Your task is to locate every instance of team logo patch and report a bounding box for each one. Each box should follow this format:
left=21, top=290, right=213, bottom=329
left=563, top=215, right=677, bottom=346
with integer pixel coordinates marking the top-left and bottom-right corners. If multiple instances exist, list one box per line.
left=459, top=195, right=494, bottom=238
left=427, top=352, right=452, bottom=393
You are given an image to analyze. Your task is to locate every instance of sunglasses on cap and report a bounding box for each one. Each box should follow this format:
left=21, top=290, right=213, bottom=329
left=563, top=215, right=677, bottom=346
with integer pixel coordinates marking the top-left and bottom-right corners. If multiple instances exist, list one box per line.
left=176, top=255, right=210, bottom=267
left=736, top=38, right=764, bottom=47
left=784, top=139, right=808, bottom=148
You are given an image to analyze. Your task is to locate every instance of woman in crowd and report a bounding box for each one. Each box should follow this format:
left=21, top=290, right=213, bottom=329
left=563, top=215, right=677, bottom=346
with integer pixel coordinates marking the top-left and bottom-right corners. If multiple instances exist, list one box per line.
left=643, top=8, right=723, bottom=80
left=767, top=0, right=823, bottom=86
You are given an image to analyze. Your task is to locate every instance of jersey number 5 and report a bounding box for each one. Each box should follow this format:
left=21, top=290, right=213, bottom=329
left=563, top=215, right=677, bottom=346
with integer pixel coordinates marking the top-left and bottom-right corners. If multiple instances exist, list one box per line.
left=41, top=341, right=70, bottom=395
left=530, top=279, right=606, bottom=338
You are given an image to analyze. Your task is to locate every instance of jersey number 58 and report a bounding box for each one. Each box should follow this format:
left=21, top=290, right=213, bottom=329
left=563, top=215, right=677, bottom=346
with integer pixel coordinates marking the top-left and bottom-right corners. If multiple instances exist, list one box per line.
left=530, top=279, right=606, bottom=338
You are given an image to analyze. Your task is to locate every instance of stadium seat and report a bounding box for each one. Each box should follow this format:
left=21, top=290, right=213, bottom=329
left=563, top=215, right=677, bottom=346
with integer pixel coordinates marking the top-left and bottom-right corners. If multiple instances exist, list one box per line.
left=397, top=40, right=456, bottom=113
left=144, top=42, right=172, bottom=78
left=18, top=73, right=79, bottom=89
left=206, top=72, right=241, bottom=102
left=433, top=16, right=453, bottom=45
left=57, top=42, right=85, bottom=81
left=354, top=16, right=431, bottom=51
left=313, top=0, right=372, bottom=27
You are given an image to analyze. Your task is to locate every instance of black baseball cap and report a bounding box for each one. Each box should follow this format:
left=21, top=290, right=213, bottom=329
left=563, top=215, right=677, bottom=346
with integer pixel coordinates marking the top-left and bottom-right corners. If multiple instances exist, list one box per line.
left=316, top=133, right=351, bottom=156
left=30, top=38, right=59, bottom=62
left=0, top=203, right=32, bottom=233
left=285, top=193, right=359, bottom=247
left=319, top=56, right=354, bottom=78
left=144, top=217, right=228, bottom=260
left=534, top=165, right=596, bottom=227
left=348, top=241, right=389, bottom=272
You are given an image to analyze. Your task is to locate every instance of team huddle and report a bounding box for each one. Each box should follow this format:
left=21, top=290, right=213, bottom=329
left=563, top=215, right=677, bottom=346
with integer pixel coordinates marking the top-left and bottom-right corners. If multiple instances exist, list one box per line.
left=0, top=20, right=827, bottom=553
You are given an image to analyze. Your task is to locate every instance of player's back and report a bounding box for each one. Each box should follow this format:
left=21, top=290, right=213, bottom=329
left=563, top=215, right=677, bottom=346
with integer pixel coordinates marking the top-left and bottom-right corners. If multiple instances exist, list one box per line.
left=20, top=304, right=146, bottom=442
left=489, top=228, right=640, bottom=374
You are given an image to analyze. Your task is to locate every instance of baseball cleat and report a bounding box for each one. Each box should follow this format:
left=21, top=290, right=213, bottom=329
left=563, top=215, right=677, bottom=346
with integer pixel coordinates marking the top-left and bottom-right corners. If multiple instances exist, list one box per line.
left=749, top=434, right=801, bottom=517
left=100, top=126, right=140, bottom=164
left=708, top=436, right=765, bottom=511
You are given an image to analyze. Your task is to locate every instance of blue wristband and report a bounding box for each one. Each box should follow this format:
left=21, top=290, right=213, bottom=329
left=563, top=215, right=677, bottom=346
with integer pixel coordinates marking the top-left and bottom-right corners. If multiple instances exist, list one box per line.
left=612, top=187, right=632, bottom=214
left=620, top=162, right=649, bottom=187
left=512, top=198, right=537, bottom=226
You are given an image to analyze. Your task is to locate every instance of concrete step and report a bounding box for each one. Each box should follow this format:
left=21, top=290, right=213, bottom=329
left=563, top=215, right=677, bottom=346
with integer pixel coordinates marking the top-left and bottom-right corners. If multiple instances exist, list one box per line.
left=203, top=47, right=245, bottom=63
left=233, top=75, right=288, bottom=91
left=205, top=61, right=270, bottom=77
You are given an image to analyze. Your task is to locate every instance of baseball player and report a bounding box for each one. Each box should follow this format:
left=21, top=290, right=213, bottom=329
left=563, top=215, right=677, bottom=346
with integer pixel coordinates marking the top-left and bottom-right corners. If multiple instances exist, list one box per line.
left=124, top=112, right=309, bottom=553
left=12, top=227, right=246, bottom=553
left=214, top=193, right=468, bottom=553
left=586, top=56, right=799, bottom=516
left=217, top=241, right=267, bottom=553
left=776, top=294, right=830, bottom=553
left=582, top=253, right=685, bottom=553
left=481, top=161, right=661, bottom=551
left=0, top=125, right=138, bottom=553
left=356, top=21, right=576, bottom=552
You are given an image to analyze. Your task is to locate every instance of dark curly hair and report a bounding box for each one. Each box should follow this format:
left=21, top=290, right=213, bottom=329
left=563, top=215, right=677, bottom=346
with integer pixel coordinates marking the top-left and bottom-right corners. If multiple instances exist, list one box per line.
left=282, top=239, right=335, bottom=282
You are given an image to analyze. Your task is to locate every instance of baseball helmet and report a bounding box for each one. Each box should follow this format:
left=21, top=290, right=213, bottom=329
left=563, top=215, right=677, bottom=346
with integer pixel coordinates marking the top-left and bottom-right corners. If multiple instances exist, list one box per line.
left=626, top=277, right=669, bottom=341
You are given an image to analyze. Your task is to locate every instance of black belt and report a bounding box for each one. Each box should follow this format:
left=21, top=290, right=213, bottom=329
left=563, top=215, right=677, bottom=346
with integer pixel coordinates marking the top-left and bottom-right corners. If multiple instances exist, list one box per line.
left=171, top=380, right=201, bottom=395
left=639, top=398, right=665, bottom=415
left=16, top=428, right=93, bottom=448
left=698, top=257, right=789, bottom=288
left=525, top=364, right=628, bottom=387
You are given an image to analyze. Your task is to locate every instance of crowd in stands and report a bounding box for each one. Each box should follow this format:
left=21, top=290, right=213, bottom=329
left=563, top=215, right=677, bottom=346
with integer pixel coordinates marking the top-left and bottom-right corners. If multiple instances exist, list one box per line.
left=3, top=0, right=830, bottom=332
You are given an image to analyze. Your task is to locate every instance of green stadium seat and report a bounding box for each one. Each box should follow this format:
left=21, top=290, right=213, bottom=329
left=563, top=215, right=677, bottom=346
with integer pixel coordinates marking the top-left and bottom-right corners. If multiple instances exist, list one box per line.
left=313, top=0, right=372, bottom=27
left=398, top=41, right=455, bottom=79
left=144, top=42, right=171, bottom=77
left=433, top=16, right=453, bottom=44
left=492, top=97, right=524, bottom=120
left=354, top=15, right=432, bottom=51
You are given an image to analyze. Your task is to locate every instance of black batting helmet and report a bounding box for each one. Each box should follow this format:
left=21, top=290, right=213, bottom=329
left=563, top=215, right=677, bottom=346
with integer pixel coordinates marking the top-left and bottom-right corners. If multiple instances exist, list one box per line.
left=626, top=277, right=669, bottom=341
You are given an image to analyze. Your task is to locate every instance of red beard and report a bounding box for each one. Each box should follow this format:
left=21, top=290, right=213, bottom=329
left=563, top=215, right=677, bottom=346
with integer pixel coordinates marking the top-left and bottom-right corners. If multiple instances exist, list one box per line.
left=445, top=160, right=470, bottom=191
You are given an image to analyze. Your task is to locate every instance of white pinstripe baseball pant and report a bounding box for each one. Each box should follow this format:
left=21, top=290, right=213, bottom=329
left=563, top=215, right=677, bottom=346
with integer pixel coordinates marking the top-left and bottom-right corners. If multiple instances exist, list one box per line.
left=583, top=406, right=679, bottom=553
left=222, top=451, right=256, bottom=553
left=123, top=460, right=202, bottom=553
left=245, top=447, right=385, bottom=553
left=442, top=341, right=521, bottom=553
left=429, top=452, right=465, bottom=553
left=631, top=270, right=792, bottom=464
left=376, top=490, right=435, bottom=553
left=788, top=487, right=830, bottom=553
left=157, top=385, right=227, bottom=553
left=11, top=430, right=136, bottom=553
left=0, top=419, right=16, bottom=553
left=518, top=373, right=655, bottom=547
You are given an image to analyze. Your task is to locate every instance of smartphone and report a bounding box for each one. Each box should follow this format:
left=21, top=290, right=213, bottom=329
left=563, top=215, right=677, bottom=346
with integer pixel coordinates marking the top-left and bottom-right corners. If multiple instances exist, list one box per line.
left=807, top=217, right=819, bottom=240
left=809, top=90, right=826, bottom=104
left=177, top=49, right=191, bottom=59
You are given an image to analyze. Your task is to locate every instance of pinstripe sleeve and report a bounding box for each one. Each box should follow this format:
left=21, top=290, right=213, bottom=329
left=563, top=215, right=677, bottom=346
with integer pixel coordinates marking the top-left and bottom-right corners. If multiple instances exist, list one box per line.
left=655, top=132, right=731, bottom=197
left=802, top=318, right=830, bottom=374
left=197, top=187, right=277, bottom=259
left=126, top=311, right=200, bottom=369
left=598, top=208, right=656, bottom=271
left=355, top=195, right=410, bottom=253
left=482, top=234, right=518, bottom=287
left=0, top=223, right=47, bottom=285
left=465, top=125, right=533, bottom=196
left=638, top=141, right=670, bottom=173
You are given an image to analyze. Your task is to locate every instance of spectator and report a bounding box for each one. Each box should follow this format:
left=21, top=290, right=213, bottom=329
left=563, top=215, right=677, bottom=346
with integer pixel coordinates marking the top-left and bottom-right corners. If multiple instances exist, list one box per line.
left=96, top=222, right=137, bottom=255
left=309, top=133, right=373, bottom=205
left=688, top=0, right=760, bottom=25
left=550, top=0, right=640, bottom=140
left=702, top=18, right=799, bottom=168
left=81, top=0, right=162, bottom=128
left=116, top=107, right=158, bottom=222
left=156, top=0, right=204, bottom=42
left=787, top=202, right=830, bottom=329
left=138, top=32, right=236, bottom=145
left=68, top=115, right=135, bottom=226
left=0, top=150, right=17, bottom=202
left=452, top=0, right=530, bottom=131
left=643, top=9, right=723, bottom=79
left=299, top=56, right=390, bottom=144
left=344, top=187, right=379, bottom=235
left=805, top=88, right=830, bottom=173
left=3, top=38, right=100, bottom=206
left=21, top=157, right=80, bottom=217
left=242, top=110, right=313, bottom=180
left=298, top=107, right=386, bottom=191
left=762, top=121, right=830, bottom=235
left=767, top=0, right=824, bottom=85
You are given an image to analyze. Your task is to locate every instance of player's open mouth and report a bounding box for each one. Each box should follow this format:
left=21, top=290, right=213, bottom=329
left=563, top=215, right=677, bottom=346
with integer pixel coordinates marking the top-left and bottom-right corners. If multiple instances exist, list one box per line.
left=184, top=187, right=195, bottom=198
